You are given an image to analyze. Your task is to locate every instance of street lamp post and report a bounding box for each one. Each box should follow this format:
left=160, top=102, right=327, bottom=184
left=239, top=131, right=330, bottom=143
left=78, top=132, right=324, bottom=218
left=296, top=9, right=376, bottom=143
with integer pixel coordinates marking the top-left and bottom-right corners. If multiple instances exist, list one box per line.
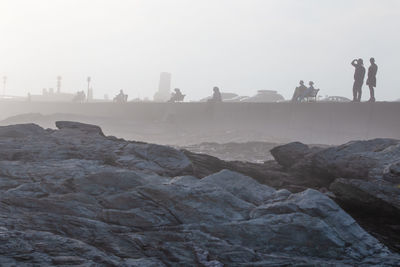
left=86, top=76, right=91, bottom=102
left=3, top=76, right=7, bottom=96
left=57, top=76, right=62, bottom=94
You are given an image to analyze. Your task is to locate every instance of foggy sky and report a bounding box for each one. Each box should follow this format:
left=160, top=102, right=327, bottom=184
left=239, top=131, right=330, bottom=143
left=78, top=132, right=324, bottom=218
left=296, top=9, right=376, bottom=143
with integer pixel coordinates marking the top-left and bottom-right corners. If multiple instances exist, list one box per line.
left=0, top=0, right=399, bottom=101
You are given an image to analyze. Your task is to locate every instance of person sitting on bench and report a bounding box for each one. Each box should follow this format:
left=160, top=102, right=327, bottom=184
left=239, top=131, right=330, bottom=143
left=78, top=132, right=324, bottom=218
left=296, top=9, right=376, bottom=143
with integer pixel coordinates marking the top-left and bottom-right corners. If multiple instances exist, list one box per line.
left=301, top=81, right=319, bottom=101
left=292, top=80, right=307, bottom=102
left=114, top=90, right=128, bottom=103
left=208, top=86, right=222, bottom=103
left=168, top=88, right=185, bottom=102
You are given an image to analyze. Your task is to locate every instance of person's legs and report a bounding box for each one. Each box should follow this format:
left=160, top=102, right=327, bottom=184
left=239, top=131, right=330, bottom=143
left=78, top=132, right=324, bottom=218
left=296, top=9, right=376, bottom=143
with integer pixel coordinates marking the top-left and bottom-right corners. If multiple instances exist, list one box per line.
left=352, top=82, right=358, bottom=101
left=369, top=85, right=375, bottom=102
left=357, top=86, right=362, bottom=102
left=355, top=81, right=362, bottom=102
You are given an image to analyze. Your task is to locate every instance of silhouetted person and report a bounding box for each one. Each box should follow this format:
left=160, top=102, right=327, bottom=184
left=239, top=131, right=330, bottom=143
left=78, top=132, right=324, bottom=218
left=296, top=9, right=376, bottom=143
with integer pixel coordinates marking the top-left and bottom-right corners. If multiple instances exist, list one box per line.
left=366, top=57, right=378, bottom=102
left=210, top=86, right=222, bottom=102
left=292, top=80, right=307, bottom=102
left=299, top=81, right=315, bottom=100
left=307, top=81, right=315, bottom=94
left=351, top=58, right=366, bottom=102
left=114, top=90, right=128, bottom=103
left=168, top=88, right=185, bottom=102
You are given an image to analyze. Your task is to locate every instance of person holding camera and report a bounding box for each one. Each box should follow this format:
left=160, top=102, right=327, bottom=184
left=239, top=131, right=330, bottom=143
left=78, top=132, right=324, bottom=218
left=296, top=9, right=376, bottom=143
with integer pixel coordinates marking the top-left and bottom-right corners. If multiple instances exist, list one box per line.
left=351, top=58, right=366, bottom=102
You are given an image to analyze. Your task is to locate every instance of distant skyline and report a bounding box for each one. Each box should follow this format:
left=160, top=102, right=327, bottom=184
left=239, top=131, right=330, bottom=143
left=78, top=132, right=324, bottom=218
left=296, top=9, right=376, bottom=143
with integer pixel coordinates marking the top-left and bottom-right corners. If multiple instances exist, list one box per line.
left=0, top=0, right=399, bottom=101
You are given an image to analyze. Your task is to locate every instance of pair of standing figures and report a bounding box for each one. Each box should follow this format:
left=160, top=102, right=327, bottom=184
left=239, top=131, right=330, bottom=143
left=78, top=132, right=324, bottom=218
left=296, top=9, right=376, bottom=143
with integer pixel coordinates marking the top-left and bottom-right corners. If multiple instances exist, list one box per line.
left=351, top=58, right=378, bottom=102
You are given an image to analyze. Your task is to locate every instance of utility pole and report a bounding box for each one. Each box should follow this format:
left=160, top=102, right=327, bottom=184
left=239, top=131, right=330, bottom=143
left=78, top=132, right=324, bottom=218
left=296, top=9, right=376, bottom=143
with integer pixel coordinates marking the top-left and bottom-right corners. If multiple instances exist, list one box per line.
left=86, top=76, right=91, bottom=102
left=3, top=76, right=7, bottom=96
left=57, top=76, right=62, bottom=94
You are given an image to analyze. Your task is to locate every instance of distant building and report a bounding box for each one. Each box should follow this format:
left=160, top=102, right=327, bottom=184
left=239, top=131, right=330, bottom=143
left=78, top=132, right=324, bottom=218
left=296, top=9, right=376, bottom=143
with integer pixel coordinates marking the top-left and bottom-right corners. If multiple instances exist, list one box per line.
left=57, top=76, right=62, bottom=94
left=153, top=72, right=171, bottom=102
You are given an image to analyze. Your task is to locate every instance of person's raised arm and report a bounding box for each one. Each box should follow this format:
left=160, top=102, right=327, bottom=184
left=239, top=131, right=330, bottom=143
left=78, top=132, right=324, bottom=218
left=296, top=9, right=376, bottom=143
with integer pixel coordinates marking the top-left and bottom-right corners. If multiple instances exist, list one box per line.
left=351, top=59, right=357, bottom=67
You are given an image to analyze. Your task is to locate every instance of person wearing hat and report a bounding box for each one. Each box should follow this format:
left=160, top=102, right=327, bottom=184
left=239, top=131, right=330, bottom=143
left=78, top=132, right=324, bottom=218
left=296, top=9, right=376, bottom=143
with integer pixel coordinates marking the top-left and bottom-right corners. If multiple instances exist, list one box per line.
left=366, top=57, right=378, bottom=102
left=351, top=58, right=366, bottom=102
left=298, top=81, right=316, bottom=101
left=292, top=80, right=307, bottom=102
left=306, top=81, right=315, bottom=98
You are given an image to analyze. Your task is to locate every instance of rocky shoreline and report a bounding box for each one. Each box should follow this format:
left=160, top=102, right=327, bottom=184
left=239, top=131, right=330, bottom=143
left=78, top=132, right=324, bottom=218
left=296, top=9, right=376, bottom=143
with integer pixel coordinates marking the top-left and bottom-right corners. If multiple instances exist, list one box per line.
left=0, top=121, right=399, bottom=266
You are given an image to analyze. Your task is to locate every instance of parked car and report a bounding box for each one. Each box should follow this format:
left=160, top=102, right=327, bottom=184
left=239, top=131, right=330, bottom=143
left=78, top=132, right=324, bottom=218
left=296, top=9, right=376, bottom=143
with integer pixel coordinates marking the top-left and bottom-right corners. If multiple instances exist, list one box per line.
left=240, top=90, right=285, bottom=103
left=321, top=96, right=351, bottom=102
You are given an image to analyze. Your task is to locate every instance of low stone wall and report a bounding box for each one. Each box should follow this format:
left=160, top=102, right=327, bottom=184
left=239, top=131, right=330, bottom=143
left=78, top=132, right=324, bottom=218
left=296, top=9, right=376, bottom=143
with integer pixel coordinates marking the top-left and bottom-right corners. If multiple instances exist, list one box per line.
left=0, top=101, right=399, bottom=144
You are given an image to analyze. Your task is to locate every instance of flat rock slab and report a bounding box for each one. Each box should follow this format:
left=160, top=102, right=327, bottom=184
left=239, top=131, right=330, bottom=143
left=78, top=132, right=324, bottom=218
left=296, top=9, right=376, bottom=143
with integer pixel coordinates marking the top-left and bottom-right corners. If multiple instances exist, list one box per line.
left=56, top=120, right=105, bottom=136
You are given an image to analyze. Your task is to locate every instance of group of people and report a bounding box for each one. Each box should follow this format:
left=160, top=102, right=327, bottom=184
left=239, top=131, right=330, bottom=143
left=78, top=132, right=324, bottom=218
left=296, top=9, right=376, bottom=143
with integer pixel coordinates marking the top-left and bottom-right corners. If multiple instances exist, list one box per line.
left=168, top=86, right=222, bottom=103
left=291, top=81, right=318, bottom=102
left=76, top=61, right=378, bottom=104
left=291, top=57, right=378, bottom=103
left=351, top=57, right=378, bottom=102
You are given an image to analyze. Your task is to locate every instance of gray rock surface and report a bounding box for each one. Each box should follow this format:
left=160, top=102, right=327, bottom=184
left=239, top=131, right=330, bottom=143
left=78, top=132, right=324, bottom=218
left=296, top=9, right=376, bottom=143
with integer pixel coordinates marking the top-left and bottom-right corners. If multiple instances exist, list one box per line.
left=271, top=139, right=400, bottom=252
left=273, top=139, right=400, bottom=181
left=270, top=141, right=312, bottom=169
left=0, top=122, right=398, bottom=266
left=183, top=150, right=305, bottom=192
left=55, top=120, right=105, bottom=136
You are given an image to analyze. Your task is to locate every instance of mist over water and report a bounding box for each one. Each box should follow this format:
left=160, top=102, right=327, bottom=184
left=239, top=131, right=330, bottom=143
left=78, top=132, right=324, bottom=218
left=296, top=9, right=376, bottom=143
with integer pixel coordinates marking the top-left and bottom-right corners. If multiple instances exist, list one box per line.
left=0, top=0, right=399, bottom=101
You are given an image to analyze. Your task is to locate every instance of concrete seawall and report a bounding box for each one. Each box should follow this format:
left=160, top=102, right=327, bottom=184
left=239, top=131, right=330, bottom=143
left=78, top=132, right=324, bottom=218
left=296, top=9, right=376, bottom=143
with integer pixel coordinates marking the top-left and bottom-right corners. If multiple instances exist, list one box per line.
left=0, top=101, right=399, bottom=145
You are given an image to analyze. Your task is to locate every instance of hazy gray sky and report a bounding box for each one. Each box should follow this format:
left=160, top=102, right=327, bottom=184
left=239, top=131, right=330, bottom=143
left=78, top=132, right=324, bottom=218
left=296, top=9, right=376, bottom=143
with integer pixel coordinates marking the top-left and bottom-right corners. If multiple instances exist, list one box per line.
left=0, top=0, right=399, bottom=101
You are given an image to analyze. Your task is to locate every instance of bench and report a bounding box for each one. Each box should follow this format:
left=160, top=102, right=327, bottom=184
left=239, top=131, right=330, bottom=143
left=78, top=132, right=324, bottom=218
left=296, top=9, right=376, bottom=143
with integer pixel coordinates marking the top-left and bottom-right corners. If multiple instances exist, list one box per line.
left=304, top=89, right=319, bottom=102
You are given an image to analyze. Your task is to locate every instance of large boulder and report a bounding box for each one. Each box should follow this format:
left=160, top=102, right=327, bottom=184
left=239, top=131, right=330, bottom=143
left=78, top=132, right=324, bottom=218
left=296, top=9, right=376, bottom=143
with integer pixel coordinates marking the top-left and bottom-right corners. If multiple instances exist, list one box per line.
left=329, top=178, right=400, bottom=252
left=55, top=121, right=105, bottom=136
left=271, top=138, right=400, bottom=252
left=270, top=142, right=311, bottom=169
left=271, top=138, right=400, bottom=189
left=0, top=123, right=46, bottom=138
left=0, top=122, right=192, bottom=176
left=0, top=123, right=398, bottom=265
left=1, top=169, right=399, bottom=266
left=183, top=150, right=304, bottom=192
left=276, top=139, right=400, bottom=181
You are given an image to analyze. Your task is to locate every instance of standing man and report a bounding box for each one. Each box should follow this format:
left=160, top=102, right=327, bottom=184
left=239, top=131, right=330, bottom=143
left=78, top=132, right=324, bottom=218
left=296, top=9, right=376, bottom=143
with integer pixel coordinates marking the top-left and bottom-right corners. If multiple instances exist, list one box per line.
left=351, top=58, right=366, bottom=102
left=366, top=58, right=378, bottom=102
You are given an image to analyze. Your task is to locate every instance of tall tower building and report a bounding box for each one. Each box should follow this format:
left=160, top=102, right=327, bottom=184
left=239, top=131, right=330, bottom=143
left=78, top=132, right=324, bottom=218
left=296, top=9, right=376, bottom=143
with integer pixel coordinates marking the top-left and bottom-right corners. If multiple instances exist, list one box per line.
left=57, top=76, right=62, bottom=93
left=153, top=72, right=171, bottom=102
